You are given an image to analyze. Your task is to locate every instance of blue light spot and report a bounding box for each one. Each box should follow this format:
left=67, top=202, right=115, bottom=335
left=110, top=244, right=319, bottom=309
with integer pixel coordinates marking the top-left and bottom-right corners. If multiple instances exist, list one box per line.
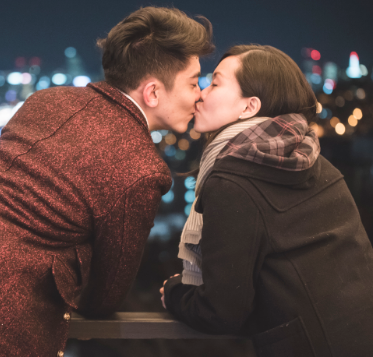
left=198, top=76, right=211, bottom=90
left=151, top=131, right=162, bottom=144
left=319, top=108, right=327, bottom=119
left=162, top=190, right=174, bottom=203
left=5, top=90, right=17, bottom=102
left=184, top=190, right=195, bottom=203
left=65, top=47, right=77, bottom=58
left=0, top=76, right=5, bottom=86
left=36, top=76, right=51, bottom=90
left=184, top=176, right=196, bottom=190
left=323, top=82, right=333, bottom=95
left=7, top=72, right=22, bottom=85
left=165, top=145, right=176, bottom=157
left=159, top=130, right=168, bottom=136
left=73, top=75, right=91, bottom=87
left=52, top=73, right=67, bottom=85
left=184, top=203, right=193, bottom=216
left=310, top=73, right=321, bottom=84
left=175, top=150, right=186, bottom=160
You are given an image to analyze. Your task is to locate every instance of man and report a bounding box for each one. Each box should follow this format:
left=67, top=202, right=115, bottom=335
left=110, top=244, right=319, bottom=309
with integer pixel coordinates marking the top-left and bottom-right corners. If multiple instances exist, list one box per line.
left=0, top=7, right=214, bottom=356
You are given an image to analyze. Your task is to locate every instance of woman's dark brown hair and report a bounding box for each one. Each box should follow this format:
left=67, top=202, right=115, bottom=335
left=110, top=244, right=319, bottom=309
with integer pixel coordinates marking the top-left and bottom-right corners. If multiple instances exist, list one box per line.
left=97, top=7, right=214, bottom=92
left=204, top=44, right=317, bottom=148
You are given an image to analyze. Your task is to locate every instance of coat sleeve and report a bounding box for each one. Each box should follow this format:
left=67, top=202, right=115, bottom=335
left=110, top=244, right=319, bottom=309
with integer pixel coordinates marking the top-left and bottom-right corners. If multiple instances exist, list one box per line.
left=77, top=173, right=169, bottom=317
left=164, top=176, right=266, bottom=334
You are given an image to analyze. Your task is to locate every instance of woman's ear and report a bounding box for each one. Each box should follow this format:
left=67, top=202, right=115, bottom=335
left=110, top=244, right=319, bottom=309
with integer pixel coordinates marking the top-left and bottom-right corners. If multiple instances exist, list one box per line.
left=239, top=97, right=261, bottom=119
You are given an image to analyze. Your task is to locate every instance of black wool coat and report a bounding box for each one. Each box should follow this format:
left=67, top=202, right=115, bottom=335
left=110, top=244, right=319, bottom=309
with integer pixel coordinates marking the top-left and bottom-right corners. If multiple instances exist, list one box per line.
left=165, top=155, right=373, bottom=357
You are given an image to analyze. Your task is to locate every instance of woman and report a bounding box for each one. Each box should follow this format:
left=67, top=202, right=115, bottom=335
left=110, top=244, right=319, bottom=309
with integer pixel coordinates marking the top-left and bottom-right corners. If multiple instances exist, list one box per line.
left=160, top=45, right=373, bottom=357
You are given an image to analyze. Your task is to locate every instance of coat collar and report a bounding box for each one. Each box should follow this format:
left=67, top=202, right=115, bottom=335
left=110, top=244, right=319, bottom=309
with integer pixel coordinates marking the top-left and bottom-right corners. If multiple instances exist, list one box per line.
left=213, top=155, right=329, bottom=188
left=87, top=81, right=149, bottom=132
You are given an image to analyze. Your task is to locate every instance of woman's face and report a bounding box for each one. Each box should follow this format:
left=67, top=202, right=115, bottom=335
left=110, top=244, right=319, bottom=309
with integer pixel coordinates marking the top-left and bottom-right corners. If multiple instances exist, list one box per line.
left=194, top=56, right=248, bottom=133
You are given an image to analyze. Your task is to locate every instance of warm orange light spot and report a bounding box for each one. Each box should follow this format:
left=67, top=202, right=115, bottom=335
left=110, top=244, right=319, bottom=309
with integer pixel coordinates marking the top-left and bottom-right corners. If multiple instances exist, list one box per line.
left=348, top=115, right=358, bottom=127
left=335, top=123, right=345, bottom=135
left=353, top=108, right=363, bottom=120
left=165, top=133, right=177, bottom=145
left=178, top=139, right=190, bottom=151
left=330, top=117, right=340, bottom=128
left=189, top=128, right=201, bottom=140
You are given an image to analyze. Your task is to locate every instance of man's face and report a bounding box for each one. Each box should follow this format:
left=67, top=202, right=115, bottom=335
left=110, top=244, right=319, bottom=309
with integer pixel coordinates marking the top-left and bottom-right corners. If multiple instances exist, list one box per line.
left=155, top=56, right=201, bottom=133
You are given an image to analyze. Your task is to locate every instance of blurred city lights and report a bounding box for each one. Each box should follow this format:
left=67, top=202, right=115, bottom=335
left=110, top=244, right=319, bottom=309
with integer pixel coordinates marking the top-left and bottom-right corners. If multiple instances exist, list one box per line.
left=353, top=108, right=363, bottom=120
left=330, top=117, right=340, bottom=128
left=310, top=73, right=322, bottom=84
left=322, top=81, right=333, bottom=95
left=29, top=57, right=41, bottom=66
left=7, top=72, right=23, bottom=85
left=0, top=106, right=13, bottom=127
left=312, top=65, right=322, bottom=75
left=21, top=73, right=32, bottom=85
left=151, top=131, right=162, bottom=144
left=335, top=123, right=346, bottom=135
left=198, top=76, right=211, bottom=90
left=5, top=90, right=17, bottom=102
left=360, top=64, right=368, bottom=76
left=0, top=75, right=5, bottom=87
left=335, top=96, right=345, bottom=107
left=52, top=73, right=67, bottom=85
left=65, top=47, right=77, bottom=58
left=184, top=203, right=193, bottom=216
left=175, top=150, right=186, bottom=160
left=165, top=133, right=177, bottom=145
left=346, top=52, right=362, bottom=78
left=72, top=76, right=91, bottom=87
left=159, top=130, right=168, bottom=136
left=311, top=50, right=321, bottom=61
left=162, top=190, right=174, bottom=203
left=356, top=88, right=366, bottom=100
left=164, top=145, right=176, bottom=157
left=184, top=177, right=195, bottom=190
left=310, top=123, right=324, bottom=138
left=178, top=139, right=190, bottom=151
left=184, top=190, right=195, bottom=203
left=316, top=102, right=323, bottom=114
left=15, top=57, right=26, bottom=68
left=348, top=115, right=358, bottom=127
left=189, top=128, right=201, bottom=140
left=36, top=76, right=51, bottom=90
left=319, top=108, right=328, bottom=119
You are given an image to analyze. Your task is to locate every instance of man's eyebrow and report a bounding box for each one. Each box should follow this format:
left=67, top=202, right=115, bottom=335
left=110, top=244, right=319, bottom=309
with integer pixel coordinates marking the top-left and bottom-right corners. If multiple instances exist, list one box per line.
left=190, top=71, right=201, bottom=79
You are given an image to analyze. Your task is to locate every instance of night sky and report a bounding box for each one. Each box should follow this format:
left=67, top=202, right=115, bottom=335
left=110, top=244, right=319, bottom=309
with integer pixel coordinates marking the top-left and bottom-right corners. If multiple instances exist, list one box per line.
left=1, top=0, right=372, bottom=74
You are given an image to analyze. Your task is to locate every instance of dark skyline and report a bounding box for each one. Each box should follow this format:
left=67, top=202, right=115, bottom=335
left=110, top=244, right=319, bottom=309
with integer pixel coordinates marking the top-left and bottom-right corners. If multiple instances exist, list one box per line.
left=1, top=0, right=372, bottom=74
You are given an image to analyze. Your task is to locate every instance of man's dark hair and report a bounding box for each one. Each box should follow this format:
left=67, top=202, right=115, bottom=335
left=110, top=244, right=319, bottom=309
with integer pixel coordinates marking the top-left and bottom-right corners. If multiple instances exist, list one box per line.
left=97, top=7, right=214, bottom=92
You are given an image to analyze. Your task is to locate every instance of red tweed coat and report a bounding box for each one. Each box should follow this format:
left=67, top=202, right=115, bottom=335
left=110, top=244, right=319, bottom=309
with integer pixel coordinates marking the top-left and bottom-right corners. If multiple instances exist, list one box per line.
left=0, top=81, right=171, bottom=356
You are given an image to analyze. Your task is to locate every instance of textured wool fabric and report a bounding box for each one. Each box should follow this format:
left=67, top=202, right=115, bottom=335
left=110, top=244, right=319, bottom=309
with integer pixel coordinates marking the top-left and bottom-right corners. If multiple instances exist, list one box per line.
left=0, top=81, right=171, bottom=356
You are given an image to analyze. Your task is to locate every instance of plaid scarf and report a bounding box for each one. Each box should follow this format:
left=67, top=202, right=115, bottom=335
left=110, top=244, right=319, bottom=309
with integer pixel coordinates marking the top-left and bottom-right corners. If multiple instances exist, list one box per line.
left=178, top=113, right=320, bottom=286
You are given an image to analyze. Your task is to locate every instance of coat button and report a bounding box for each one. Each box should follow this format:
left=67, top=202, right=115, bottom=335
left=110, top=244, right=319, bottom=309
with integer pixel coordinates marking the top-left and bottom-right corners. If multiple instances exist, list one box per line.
left=57, top=351, right=64, bottom=357
left=63, top=312, right=71, bottom=321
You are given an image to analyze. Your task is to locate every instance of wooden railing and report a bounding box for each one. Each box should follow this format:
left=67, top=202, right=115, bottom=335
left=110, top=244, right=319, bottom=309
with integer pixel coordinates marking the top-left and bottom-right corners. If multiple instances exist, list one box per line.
left=68, top=312, right=237, bottom=340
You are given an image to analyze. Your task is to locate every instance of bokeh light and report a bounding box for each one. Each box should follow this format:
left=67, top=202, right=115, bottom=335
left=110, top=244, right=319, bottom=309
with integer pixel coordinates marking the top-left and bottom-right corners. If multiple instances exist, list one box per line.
left=72, top=76, right=91, bottom=87
left=311, top=50, right=321, bottom=61
left=348, top=115, right=358, bottom=127
left=178, top=139, right=190, bottom=151
left=184, top=190, right=195, bottom=203
left=189, top=129, right=201, bottom=140
left=165, top=133, right=177, bottom=145
left=184, top=177, right=195, bottom=190
left=65, top=47, right=77, bottom=58
left=7, top=72, right=23, bottom=85
left=162, top=190, right=174, bottom=203
left=151, top=131, right=162, bottom=144
left=353, top=108, right=363, bottom=120
left=52, top=73, right=67, bottom=85
left=335, top=123, right=346, bottom=135
left=330, top=117, right=340, bottom=128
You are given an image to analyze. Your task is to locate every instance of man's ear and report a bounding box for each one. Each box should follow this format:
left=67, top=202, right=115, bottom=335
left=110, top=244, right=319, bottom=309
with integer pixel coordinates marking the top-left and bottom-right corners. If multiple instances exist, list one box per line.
left=239, top=97, right=261, bottom=119
left=143, top=81, right=160, bottom=108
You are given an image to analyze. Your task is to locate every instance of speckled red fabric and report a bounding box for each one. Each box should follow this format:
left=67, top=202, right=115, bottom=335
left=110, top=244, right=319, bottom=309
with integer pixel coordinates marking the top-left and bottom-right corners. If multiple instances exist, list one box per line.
left=0, top=81, right=171, bottom=356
